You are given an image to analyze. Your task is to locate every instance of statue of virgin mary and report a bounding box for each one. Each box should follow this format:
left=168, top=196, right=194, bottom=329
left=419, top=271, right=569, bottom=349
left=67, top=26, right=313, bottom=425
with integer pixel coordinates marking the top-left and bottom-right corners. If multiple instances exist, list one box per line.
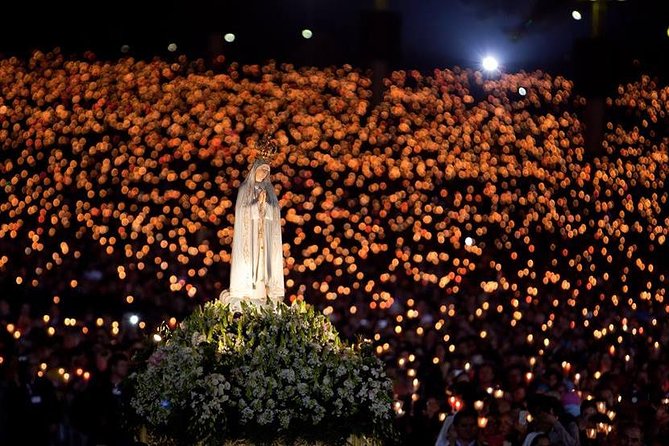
left=222, top=152, right=284, bottom=310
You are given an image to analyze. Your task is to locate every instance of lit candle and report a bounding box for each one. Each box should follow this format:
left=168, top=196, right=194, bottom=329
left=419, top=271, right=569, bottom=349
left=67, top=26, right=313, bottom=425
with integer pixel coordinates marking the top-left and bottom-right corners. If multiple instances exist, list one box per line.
left=562, top=361, right=571, bottom=374
left=596, top=401, right=606, bottom=413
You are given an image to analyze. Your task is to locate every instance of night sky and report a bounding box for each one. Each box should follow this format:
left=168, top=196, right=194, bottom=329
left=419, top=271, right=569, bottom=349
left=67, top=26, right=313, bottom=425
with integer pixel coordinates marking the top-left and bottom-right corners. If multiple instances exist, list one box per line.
left=3, top=0, right=669, bottom=79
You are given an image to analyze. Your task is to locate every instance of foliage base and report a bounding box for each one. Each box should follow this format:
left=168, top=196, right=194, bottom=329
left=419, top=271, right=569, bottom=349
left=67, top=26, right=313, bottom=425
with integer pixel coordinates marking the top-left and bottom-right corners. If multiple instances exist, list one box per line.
left=127, top=300, right=396, bottom=446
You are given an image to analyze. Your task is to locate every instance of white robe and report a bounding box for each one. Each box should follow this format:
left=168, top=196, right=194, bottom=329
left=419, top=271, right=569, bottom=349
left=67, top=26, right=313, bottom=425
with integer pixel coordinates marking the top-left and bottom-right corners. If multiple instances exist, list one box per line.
left=224, top=161, right=284, bottom=310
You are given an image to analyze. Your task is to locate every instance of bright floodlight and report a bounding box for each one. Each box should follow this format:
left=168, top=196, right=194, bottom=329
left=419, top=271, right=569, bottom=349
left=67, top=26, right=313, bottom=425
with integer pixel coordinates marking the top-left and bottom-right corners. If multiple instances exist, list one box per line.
left=167, top=43, right=177, bottom=52
left=302, top=29, right=313, bottom=39
left=482, top=56, right=499, bottom=72
left=129, top=314, right=139, bottom=325
left=465, top=237, right=474, bottom=247
left=518, top=87, right=527, bottom=96
left=572, top=10, right=582, bottom=21
left=224, top=33, right=235, bottom=43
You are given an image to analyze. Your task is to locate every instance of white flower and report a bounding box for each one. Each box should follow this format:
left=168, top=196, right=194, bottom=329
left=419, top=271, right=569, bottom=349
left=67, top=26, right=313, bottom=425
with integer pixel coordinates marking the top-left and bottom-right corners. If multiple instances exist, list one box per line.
left=258, top=410, right=274, bottom=425
left=191, top=331, right=207, bottom=346
left=279, top=368, right=296, bottom=383
left=240, top=407, right=254, bottom=423
left=131, top=299, right=394, bottom=440
left=279, top=412, right=291, bottom=429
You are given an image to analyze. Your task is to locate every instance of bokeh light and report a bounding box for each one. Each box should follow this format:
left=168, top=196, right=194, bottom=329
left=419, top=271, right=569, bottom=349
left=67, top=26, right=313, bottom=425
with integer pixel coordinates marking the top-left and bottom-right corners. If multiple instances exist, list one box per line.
left=481, top=56, right=499, bottom=71
left=0, top=48, right=667, bottom=444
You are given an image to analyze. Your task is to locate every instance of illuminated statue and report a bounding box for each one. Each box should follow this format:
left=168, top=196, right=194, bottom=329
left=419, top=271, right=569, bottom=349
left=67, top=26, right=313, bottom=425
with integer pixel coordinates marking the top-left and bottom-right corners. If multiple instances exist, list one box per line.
left=221, top=137, right=284, bottom=310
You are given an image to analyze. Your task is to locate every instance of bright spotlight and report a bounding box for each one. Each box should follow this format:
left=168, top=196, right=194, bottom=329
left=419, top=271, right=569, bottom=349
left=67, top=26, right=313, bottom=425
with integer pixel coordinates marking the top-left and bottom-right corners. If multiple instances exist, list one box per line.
left=302, top=29, right=313, bottom=39
left=481, top=56, right=499, bottom=72
left=129, top=314, right=139, bottom=325
left=518, top=87, right=527, bottom=96
left=572, top=10, right=582, bottom=21
left=465, top=237, right=474, bottom=247
left=167, top=43, right=177, bottom=52
left=224, top=33, right=235, bottom=43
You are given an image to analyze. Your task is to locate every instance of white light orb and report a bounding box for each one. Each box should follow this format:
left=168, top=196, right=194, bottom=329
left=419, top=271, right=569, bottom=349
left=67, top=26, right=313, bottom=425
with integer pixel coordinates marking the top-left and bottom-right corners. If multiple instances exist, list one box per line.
left=120, top=44, right=130, bottom=53
left=518, top=87, right=527, bottom=96
left=481, top=56, right=499, bottom=72
left=302, top=29, right=313, bottom=39
left=167, top=43, right=177, bottom=52
left=572, top=10, right=582, bottom=21
left=224, top=33, right=235, bottom=43
left=465, top=237, right=474, bottom=246
left=129, top=314, right=139, bottom=325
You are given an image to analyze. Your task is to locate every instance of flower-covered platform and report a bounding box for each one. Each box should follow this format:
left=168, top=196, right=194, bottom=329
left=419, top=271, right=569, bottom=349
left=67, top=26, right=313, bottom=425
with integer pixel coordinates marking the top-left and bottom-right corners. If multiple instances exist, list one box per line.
left=126, top=300, right=396, bottom=446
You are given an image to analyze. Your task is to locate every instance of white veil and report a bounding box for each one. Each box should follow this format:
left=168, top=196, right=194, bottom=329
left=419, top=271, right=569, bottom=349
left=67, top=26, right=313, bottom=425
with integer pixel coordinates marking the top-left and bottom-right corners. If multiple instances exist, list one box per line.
left=228, top=159, right=284, bottom=304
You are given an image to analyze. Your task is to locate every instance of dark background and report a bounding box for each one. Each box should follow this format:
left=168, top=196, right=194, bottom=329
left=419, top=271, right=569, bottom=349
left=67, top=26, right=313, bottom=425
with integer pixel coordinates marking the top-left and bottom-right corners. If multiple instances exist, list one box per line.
left=2, top=1, right=669, bottom=85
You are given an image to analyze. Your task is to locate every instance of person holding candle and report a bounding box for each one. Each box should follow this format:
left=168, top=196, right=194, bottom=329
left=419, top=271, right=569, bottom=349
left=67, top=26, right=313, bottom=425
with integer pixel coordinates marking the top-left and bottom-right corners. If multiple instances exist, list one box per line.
left=526, top=393, right=580, bottom=446
left=435, top=407, right=487, bottom=446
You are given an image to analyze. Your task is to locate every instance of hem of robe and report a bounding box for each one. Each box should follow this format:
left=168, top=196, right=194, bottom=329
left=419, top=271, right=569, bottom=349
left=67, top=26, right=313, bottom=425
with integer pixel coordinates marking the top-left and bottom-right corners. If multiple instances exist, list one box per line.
left=219, top=289, right=284, bottom=312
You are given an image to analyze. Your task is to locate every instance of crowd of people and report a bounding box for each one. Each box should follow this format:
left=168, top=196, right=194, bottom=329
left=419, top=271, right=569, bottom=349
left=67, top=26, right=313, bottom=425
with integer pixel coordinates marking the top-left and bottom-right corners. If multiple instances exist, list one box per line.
left=0, top=49, right=667, bottom=445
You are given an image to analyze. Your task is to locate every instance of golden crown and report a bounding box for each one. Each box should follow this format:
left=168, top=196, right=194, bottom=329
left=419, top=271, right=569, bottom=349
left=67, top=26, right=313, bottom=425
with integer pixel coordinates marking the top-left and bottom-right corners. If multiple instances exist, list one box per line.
left=256, top=134, right=279, bottom=163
